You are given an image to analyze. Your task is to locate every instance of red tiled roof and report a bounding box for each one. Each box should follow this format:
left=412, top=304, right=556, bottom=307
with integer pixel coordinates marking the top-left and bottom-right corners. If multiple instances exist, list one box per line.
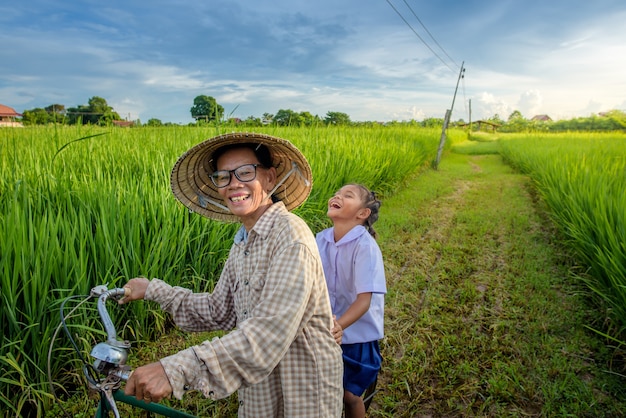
left=0, top=104, right=22, bottom=117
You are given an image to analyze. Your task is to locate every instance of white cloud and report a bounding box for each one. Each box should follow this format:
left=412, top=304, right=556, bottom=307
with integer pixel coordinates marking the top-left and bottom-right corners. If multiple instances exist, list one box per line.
left=517, top=90, right=543, bottom=119
left=473, top=92, right=511, bottom=120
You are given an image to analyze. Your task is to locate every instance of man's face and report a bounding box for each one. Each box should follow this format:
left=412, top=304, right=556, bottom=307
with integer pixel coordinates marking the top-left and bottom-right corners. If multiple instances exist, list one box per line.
left=215, top=147, right=276, bottom=229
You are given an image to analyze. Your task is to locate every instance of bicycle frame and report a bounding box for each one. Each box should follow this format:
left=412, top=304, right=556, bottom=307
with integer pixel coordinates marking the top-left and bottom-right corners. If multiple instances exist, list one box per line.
left=95, top=390, right=195, bottom=418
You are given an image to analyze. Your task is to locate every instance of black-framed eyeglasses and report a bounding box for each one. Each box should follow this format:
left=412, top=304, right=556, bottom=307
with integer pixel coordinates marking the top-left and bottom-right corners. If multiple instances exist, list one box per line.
left=209, top=164, right=261, bottom=188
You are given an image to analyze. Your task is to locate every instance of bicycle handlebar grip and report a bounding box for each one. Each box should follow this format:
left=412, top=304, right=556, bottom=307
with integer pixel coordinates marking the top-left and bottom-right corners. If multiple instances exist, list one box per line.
left=123, top=286, right=131, bottom=298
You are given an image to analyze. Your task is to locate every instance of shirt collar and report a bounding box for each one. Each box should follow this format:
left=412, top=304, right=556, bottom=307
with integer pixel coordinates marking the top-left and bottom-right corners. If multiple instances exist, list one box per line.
left=235, top=202, right=287, bottom=244
left=333, top=224, right=367, bottom=245
left=234, top=226, right=248, bottom=244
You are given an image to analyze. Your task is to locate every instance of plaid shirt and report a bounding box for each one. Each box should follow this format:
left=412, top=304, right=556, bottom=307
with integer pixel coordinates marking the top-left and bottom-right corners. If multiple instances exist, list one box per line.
left=147, top=202, right=343, bottom=417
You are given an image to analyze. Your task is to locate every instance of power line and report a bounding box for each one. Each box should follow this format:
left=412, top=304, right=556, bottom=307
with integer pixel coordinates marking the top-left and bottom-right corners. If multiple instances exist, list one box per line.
left=401, top=0, right=459, bottom=69
left=384, top=0, right=457, bottom=73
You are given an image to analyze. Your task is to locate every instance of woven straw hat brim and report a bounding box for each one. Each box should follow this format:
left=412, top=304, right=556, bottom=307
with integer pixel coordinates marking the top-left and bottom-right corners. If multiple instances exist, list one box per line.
left=170, top=132, right=312, bottom=222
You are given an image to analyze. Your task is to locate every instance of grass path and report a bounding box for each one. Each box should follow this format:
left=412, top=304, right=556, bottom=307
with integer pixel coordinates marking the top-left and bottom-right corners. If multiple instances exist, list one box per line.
left=371, top=145, right=626, bottom=417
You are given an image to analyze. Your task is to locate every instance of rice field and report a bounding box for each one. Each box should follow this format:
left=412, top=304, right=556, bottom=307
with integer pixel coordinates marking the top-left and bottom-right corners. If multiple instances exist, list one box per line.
left=3, top=125, right=625, bottom=416
left=498, top=132, right=626, bottom=338
left=0, top=124, right=449, bottom=416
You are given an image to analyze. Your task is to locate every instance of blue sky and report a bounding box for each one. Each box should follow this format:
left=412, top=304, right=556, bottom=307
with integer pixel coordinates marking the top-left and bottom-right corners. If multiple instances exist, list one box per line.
left=1, top=0, right=625, bottom=124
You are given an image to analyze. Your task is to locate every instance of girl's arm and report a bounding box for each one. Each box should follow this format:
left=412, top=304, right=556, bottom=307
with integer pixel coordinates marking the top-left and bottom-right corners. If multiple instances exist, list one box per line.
left=337, top=292, right=372, bottom=330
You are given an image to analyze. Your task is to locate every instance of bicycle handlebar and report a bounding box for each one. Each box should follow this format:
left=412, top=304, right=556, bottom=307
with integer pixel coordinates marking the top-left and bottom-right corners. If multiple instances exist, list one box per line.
left=89, top=286, right=131, bottom=374
left=95, top=287, right=130, bottom=347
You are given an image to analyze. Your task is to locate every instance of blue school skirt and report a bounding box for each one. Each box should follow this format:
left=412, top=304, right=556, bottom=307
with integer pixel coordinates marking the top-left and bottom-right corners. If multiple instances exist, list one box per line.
left=341, top=340, right=382, bottom=396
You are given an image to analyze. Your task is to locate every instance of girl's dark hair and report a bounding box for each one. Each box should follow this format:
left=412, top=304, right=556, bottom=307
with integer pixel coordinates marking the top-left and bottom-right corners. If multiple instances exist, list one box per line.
left=350, top=183, right=382, bottom=239
left=210, top=143, right=273, bottom=171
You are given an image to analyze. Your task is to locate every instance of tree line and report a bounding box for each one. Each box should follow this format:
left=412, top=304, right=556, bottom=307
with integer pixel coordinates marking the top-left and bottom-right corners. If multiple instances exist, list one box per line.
left=19, top=95, right=354, bottom=127
left=18, top=94, right=626, bottom=131
left=471, top=109, right=626, bottom=133
left=21, top=96, right=122, bottom=126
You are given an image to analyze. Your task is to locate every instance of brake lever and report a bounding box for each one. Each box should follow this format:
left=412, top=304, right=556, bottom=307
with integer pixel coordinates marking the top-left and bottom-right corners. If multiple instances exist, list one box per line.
left=101, top=371, right=125, bottom=418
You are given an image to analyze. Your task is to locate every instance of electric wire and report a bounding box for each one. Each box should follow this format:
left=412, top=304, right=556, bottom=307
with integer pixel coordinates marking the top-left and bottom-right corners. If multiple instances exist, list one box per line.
left=401, top=0, right=459, bottom=69
left=58, top=295, right=101, bottom=391
left=48, top=294, right=93, bottom=417
left=384, top=0, right=457, bottom=73
left=386, top=0, right=466, bottom=121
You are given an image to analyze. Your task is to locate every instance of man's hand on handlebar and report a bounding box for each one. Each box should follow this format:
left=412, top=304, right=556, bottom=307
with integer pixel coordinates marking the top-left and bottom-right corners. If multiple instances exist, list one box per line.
left=118, top=277, right=150, bottom=304
left=125, top=361, right=173, bottom=403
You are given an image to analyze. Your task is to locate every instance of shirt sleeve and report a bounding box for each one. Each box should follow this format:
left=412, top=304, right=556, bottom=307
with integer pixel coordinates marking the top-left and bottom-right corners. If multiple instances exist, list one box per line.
left=354, top=239, right=387, bottom=295
left=145, top=266, right=237, bottom=332
left=148, top=241, right=319, bottom=400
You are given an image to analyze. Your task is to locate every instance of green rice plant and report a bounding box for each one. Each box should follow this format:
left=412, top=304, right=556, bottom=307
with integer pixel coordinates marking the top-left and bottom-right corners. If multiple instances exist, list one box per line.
left=1, top=126, right=233, bottom=416
left=1, top=124, right=445, bottom=415
left=499, top=132, right=626, bottom=340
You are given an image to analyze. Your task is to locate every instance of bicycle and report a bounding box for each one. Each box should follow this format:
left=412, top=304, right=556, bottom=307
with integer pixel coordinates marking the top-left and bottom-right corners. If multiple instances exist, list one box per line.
left=58, top=284, right=195, bottom=418
left=56, top=284, right=378, bottom=417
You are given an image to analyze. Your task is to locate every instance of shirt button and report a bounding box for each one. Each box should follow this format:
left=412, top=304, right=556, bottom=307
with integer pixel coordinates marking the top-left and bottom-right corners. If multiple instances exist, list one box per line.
left=244, top=250, right=250, bottom=256
left=244, top=280, right=249, bottom=285
left=209, top=391, right=214, bottom=396
left=243, top=310, right=247, bottom=316
left=239, top=401, right=244, bottom=405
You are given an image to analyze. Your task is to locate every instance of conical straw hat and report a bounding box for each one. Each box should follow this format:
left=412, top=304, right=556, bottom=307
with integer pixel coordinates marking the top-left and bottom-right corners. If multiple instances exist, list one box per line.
left=170, top=132, right=312, bottom=222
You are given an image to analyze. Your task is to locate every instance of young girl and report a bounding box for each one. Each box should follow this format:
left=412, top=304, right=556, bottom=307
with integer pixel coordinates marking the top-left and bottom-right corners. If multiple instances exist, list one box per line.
left=316, top=183, right=386, bottom=418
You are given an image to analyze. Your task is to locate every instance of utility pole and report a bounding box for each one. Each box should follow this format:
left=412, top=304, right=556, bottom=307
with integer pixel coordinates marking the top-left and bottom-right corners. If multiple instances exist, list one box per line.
left=434, top=61, right=465, bottom=170
left=469, top=99, right=472, bottom=133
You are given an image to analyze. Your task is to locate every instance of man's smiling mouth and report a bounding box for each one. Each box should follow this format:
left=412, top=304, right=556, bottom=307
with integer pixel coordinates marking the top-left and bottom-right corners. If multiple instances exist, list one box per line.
left=231, top=195, right=249, bottom=202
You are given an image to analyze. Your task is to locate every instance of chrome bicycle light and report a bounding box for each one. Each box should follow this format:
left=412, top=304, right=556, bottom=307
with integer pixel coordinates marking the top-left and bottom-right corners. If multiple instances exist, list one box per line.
left=91, top=341, right=129, bottom=371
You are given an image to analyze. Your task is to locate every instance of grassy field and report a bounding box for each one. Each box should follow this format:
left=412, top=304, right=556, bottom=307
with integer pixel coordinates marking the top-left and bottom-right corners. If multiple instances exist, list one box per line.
left=498, top=132, right=626, bottom=342
left=372, top=141, right=626, bottom=417
left=3, top=126, right=626, bottom=416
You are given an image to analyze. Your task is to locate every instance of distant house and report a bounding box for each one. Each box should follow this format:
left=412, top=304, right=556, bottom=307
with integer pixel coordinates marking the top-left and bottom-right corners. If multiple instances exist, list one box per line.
left=112, top=120, right=135, bottom=127
left=0, top=104, right=23, bottom=127
left=531, top=114, right=552, bottom=122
